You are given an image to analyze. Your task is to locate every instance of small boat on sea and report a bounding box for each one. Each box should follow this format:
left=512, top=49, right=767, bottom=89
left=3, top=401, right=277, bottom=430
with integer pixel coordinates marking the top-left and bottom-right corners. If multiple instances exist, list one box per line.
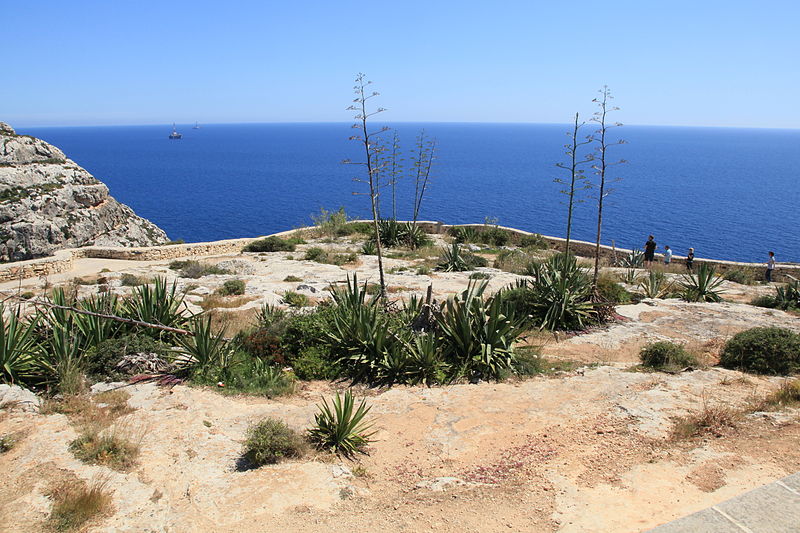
left=193, top=121, right=200, bottom=129
left=169, top=123, right=182, bottom=139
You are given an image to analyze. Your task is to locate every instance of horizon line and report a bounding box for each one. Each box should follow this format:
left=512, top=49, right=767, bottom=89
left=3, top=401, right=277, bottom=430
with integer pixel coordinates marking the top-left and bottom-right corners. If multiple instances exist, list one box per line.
left=10, top=119, right=800, bottom=132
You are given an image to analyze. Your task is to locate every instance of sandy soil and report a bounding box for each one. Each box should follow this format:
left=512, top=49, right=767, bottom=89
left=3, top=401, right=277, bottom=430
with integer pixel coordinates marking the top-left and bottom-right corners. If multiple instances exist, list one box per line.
left=2, top=238, right=799, bottom=532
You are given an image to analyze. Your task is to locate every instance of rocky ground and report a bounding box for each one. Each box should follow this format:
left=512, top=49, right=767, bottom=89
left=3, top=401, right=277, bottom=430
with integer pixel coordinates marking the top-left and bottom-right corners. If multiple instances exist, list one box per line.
left=1, top=235, right=799, bottom=532
left=0, top=122, right=167, bottom=260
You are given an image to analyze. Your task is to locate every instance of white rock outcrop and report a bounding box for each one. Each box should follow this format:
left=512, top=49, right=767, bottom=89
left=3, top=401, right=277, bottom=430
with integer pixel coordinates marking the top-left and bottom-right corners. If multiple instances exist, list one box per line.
left=0, top=121, right=168, bottom=260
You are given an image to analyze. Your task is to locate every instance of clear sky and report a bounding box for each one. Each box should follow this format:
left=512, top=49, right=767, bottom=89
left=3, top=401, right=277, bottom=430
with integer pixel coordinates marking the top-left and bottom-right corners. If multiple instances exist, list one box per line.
left=3, top=0, right=798, bottom=128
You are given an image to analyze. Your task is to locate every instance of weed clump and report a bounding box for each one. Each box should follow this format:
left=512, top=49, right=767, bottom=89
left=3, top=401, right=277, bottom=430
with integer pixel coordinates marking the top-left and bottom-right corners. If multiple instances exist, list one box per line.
left=242, top=418, right=306, bottom=466
left=48, top=477, right=113, bottom=532
left=69, top=426, right=140, bottom=470
left=170, top=260, right=230, bottom=278
left=243, top=236, right=303, bottom=253
left=119, top=273, right=149, bottom=287
left=720, top=327, right=800, bottom=375
left=671, top=401, right=738, bottom=439
left=639, top=341, right=697, bottom=370
left=217, top=279, right=246, bottom=296
left=282, top=291, right=309, bottom=308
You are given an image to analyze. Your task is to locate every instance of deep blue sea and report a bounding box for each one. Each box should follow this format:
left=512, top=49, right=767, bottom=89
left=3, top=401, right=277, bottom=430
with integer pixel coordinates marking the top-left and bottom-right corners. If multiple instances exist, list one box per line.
left=18, top=123, right=800, bottom=263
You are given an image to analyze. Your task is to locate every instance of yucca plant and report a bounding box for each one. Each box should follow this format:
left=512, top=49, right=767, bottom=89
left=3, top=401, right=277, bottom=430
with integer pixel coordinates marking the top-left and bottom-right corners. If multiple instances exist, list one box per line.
left=403, top=333, right=448, bottom=386
left=681, top=263, right=725, bottom=302
left=639, top=271, right=672, bottom=299
left=308, top=390, right=375, bottom=457
left=402, top=222, right=429, bottom=249
left=0, top=306, right=39, bottom=385
left=361, top=240, right=377, bottom=255
left=37, top=322, right=87, bottom=394
left=75, top=293, right=125, bottom=347
left=175, top=316, right=235, bottom=378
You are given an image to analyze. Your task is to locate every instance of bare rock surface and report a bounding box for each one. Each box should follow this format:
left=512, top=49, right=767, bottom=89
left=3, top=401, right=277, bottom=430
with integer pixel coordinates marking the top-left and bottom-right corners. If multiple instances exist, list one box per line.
left=0, top=122, right=167, bottom=260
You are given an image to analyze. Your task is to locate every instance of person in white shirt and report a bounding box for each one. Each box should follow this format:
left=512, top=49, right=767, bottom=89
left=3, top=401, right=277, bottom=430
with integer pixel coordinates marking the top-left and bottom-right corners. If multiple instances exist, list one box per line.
left=766, top=251, right=776, bottom=282
left=663, top=245, right=673, bottom=265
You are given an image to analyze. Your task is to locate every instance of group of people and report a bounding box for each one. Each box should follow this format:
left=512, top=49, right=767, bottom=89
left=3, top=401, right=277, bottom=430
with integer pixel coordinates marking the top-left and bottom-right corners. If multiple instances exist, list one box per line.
left=642, top=235, right=777, bottom=282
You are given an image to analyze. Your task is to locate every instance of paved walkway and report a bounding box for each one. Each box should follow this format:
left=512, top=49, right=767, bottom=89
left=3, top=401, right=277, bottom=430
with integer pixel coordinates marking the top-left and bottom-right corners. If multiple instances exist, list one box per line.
left=649, top=472, right=800, bottom=532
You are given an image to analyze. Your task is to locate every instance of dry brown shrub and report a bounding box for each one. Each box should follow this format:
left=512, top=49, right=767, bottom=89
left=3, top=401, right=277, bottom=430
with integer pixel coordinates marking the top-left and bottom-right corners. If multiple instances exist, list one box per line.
left=48, top=475, right=113, bottom=532
left=40, top=390, right=133, bottom=431
left=671, top=397, right=739, bottom=440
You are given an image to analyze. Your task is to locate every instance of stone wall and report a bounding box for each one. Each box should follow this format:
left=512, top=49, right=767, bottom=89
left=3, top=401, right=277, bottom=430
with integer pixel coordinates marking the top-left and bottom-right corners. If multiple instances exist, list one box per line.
left=1, top=222, right=797, bottom=283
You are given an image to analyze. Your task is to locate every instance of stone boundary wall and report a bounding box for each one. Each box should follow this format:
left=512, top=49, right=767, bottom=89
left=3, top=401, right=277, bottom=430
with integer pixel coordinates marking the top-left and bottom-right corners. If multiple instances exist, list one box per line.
left=0, top=222, right=797, bottom=283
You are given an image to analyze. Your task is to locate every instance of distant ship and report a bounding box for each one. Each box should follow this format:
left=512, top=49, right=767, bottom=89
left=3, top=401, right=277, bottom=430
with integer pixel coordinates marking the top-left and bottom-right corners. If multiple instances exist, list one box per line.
left=169, top=123, right=182, bottom=139
left=193, top=121, right=201, bottom=129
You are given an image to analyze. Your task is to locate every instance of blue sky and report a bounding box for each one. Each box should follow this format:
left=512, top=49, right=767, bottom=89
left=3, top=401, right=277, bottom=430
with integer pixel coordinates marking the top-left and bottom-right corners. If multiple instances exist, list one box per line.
left=3, top=0, right=798, bottom=128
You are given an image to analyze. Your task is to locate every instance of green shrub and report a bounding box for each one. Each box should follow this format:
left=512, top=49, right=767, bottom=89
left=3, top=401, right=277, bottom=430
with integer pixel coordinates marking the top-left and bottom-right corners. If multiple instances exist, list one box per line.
left=304, top=247, right=326, bottom=262
left=723, top=268, right=755, bottom=285
left=238, top=328, right=285, bottom=364
left=280, top=306, right=336, bottom=358
left=469, top=272, right=490, bottom=280
left=308, top=390, right=375, bottom=457
left=720, top=327, right=800, bottom=375
left=20, top=291, right=35, bottom=299
left=243, top=236, right=298, bottom=253
left=639, top=341, right=697, bottom=369
left=85, top=334, right=170, bottom=381
left=242, top=418, right=306, bottom=466
left=283, top=275, right=303, bottom=282
left=303, top=247, right=357, bottom=266
left=596, top=275, right=631, bottom=304
left=750, top=295, right=777, bottom=309
left=0, top=434, right=15, bottom=453
left=311, top=207, right=354, bottom=237
left=283, top=291, right=309, bottom=308
left=217, top=279, right=246, bottom=296
left=291, top=346, right=339, bottom=380
left=218, top=356, right=295, bottom=397
left=519, top=234, right=548, bottom=249
left=775, top=279, right=800, bottom=310
left=170, top=260, right=229, bottom=278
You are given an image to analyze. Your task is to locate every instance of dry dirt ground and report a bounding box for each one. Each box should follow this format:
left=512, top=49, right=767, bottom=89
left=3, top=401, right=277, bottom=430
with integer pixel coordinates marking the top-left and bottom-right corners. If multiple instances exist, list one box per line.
left=2, top=239, right=799, bottom=532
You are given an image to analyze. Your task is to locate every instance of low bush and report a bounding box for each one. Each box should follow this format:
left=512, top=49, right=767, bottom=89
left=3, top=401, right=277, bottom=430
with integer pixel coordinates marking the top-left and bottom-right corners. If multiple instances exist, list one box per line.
left=283, top=275, right=303, bottom=282
left=361, top=240, right=377, bottom=255
left=216, top=356, right=295, bottom=398
left=291, top=346, right=339, bottom=380
left=242, top=418, right=306, bottom=466
left=750, top=295, right=777, bottom=308
left=303, top=247, right=357, bottom=266
left=238, top=328, right=284, bottom=364
left=217, top=279, right=246, bottom=296
left=639, top=341, right=697, bottom=370
left=119, top=273, right=148, bottom=287
left=596, top=274, right=631, bottom=304
left=85, top=334, right=170, bottom=381
left=0, top=434, right=15, bottom=453
left=723, top=268, right=755, bottom=285
left=519, top=233, right=548, bottom=249
left=720, top=327, right=800, bottom=375
left=283, top=291, right=309, bottom=308
left=469, top=272, right=490, bottom=280
left=308, top=390, right=375, bottom=457
left=243, top=236, right=299, bottom=253
left=170, top=260, right=230, bottom=278
left=48, top=477, right=112, bottom=532
left=753, top=380, right=800, bottom=411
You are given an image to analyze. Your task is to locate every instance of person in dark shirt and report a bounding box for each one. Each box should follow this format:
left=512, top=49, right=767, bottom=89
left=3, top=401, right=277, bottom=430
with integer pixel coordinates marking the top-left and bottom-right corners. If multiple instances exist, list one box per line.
left=686, top=248, right=695, bottom=271
left=644, top=235, right=656, bottom=265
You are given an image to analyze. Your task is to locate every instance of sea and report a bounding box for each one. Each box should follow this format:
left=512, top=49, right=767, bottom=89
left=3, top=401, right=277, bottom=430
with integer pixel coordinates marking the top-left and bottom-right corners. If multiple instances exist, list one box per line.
left=17, top=122, right=800, bottom=264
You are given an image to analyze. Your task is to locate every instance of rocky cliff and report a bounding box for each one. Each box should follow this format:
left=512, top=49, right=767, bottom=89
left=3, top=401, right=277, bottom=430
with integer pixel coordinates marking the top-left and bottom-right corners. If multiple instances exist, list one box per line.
left=0, top=122, right=168, bottom=261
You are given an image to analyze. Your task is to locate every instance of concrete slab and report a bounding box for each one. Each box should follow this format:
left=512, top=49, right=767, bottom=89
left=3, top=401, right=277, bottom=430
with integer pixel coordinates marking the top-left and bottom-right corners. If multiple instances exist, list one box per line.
left=648, top=507, right=740, bottom=532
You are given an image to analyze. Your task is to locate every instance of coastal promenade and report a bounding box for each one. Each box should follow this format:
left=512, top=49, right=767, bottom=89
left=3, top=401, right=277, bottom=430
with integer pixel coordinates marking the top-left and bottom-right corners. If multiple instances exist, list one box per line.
left=0, top=222, right=797, bottom=283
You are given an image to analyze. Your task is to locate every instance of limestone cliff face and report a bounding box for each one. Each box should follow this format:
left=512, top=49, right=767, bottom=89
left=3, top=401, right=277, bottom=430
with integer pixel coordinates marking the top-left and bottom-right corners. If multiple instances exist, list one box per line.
left=0, top=121, right=168, bottom=261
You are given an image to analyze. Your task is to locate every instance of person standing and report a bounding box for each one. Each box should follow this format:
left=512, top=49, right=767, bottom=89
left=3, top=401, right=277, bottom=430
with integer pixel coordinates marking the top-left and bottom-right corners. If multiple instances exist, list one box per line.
left=644, top=235, right=657, bottom=266
left=663, top=245, right=673, bottom=266
left=766, top=251, right=776, bottom=282
left=686, top=248, right=695, bottom=271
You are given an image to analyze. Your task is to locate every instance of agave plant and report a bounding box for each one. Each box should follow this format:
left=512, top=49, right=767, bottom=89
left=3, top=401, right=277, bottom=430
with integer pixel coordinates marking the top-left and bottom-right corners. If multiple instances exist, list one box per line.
left=175, top=316, right=235, bottom=378
left=36, top=320, right=87, bottom=394
left=307, top=390, right=375, bottom=457
left=124, top=277, right=190, bottom=339
left=620, top=268, right=642, bottom=285
left=775, top=277, right=800, bottom=310
left=438, top=242, right=469, bottom=272
left=75, top=292, right=125, bottom=347
left=403, top=333, right=448, bottom=386
left=618, top=249, right=645, bottom=268
left=361, top=240, right=377, bottom=255
left=435, top=281, right=523, bottom=380
left=0, top=306, right=39, bottom=385
left=523, top=254, right=596, bottom=330
left=681, top=263, right=725, bottom=302
left=639, top=271, right=672, bottom=299
left=402, top=222, right=429, bottom=249
left=451, top=226, right=478, bottom=244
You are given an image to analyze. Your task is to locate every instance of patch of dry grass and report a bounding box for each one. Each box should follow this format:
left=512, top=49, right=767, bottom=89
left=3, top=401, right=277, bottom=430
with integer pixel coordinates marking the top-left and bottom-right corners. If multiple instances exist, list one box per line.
left=40, top=390, right=133, bottom=430
left=750, top=380, right=800, bottom=412
left=207, top=307, right=259, bottom=336
left=48, top=476, right=113, bottom=532
left=671, top=398, right=739, bottom=440
left=199, top=294, right=257, bottom=311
